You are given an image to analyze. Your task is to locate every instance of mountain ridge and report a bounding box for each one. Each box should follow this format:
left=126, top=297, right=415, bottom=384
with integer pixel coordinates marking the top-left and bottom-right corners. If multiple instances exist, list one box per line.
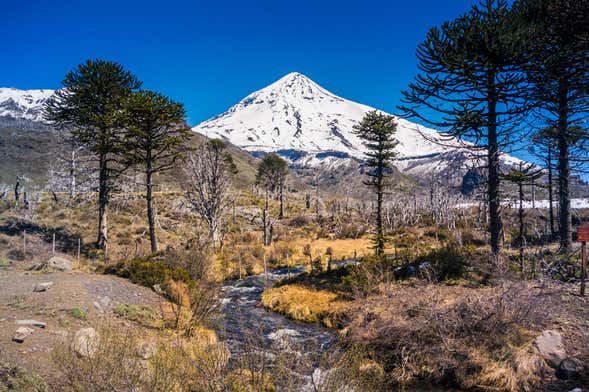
left=192, top=72, right=524, bottom=182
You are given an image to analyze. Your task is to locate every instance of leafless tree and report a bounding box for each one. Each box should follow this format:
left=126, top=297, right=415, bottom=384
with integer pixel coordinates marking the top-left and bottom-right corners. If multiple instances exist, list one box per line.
left=184, top=139, right=234, bottom=248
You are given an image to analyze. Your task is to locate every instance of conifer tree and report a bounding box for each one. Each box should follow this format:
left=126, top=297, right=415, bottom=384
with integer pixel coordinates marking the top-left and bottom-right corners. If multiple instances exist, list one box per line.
left=513, top=0, right=589, bottom=251
left=121, top=90, right=191, bottom=253
left=354, top=110, right=398, bottom=256
left=530, top=127, right=558, bottom=237
left=399, top=0, right=528, bottom=255
left=256, top=153, right=289, bottom=219
left=44, top=59, right=141, bottom=257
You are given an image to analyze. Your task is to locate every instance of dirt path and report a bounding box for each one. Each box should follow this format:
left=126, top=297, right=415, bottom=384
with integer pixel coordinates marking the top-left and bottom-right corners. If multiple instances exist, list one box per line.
left=0, top=259, right=164, bottom=382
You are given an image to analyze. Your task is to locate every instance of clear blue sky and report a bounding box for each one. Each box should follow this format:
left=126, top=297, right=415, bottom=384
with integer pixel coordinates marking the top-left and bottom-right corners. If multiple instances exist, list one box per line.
left=2, top=0, right=476, bottom=126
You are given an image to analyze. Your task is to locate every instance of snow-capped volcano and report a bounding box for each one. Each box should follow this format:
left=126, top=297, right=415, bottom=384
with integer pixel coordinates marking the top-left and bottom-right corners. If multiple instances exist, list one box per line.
left=193, top=72, right=519, bottom=178
left=0, top=88, right=54, bottom=123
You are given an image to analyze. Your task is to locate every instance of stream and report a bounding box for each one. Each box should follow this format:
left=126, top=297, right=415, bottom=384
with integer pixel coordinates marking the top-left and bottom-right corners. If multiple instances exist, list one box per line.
left=219, top=265, right=334, bottom=356
left=218, top=264, right=457, bottom=392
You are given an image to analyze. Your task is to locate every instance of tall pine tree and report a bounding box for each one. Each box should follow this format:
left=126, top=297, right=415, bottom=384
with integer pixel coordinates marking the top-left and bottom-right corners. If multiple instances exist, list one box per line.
left=354, top=110, right=398, bottom=256
left=513, top=0, right=589, bottom=251
left=44, top=59, right=141, bottom=258
left=399, top=0, right=528, bottom=255
left=121, top=90, right=191, bottom=253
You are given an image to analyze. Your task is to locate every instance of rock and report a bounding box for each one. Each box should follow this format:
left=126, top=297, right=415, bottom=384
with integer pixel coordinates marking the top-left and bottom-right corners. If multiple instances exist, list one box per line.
left=15, top=320, right=46, bottom=328
left=137, top=341, right=157, bottom=359
left=33, top=281, right=53, bottom=292
left=534, top=330, right=567, bottom=367
left=46, top=256, right=72, bottom=271
left=557, top=358, right=582, bottom=380
left=569, top=388, right=582, bottom=392
left=13, top=327, right=34, bottom=343
left=72, top=327, right=98, bottom=358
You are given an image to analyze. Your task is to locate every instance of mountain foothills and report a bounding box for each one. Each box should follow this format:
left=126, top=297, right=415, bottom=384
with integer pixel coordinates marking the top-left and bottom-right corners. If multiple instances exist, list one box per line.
left=1, top=73, right=527, bottom=193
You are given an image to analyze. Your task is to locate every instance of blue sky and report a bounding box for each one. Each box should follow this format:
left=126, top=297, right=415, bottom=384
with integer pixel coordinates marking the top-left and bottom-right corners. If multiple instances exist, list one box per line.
left=2, top=0, right=475, bottom=126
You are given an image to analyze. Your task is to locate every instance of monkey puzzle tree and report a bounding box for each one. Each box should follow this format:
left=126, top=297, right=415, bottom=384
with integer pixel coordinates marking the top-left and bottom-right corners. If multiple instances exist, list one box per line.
left=513, top=0, right=589, bottom=251
left=354, top=110, right=398, bottom=256
left=44, top=59, right=141, bottom=257
left=121, top=90, right=191, bottom=253
left=398, top=0, right=529, bottom=255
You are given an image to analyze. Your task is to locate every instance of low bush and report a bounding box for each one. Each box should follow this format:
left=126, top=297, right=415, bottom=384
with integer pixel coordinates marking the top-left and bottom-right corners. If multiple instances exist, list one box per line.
left=103, top=259, right=195, bottom=290
left=70, top=307, right=88, bottom=320
left=415, top=242, right=467, bottom=281
left=345, top=282, right=552, bottom=391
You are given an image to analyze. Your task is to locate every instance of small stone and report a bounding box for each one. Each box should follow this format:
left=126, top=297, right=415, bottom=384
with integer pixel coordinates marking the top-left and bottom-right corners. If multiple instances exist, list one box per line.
left=534, top=330, right=567, bottom=367
left=13, top=327, right=34, bottom=343
left=15, top=320, right=46, bottom=328
left=33, top=281, right=53, bottom=292
left=72, top=327, right=98, bottom=358
left=557, top=358, right=582, bottom=380
left=137, top=341, right=157, bottom=359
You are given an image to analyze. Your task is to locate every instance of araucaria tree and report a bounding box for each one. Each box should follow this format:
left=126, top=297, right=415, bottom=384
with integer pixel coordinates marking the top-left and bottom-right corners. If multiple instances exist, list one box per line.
left=354, top=110, right=398, bottom=256
left=256, top=154, right=289, bottom=218
left=121, top=90, right=191, bottom=253
left=513, top=0, right=589, bottom=251
left=399, top=0, right=528, bottom=255
left=256, top=154, right=289, bottom=246
left=44, top=59, right=141, bottom=257
left=185, top=139, right=235, bottom=248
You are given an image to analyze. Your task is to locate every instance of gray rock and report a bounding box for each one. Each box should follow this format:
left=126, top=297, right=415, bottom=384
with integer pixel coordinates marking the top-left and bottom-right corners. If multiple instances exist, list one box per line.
left=568, top=388, right=582, bottom=392
left=13, top=327, right=34, bottom=343
left=33, top=281, right=53, bottom=292
left=72, top=327, right=98, bottom=358
left=534, top=330, right=567, bottom=367
left=15, top=320, right=46, bottom=328
left=46, top=256, right=72, bottom=271
left=557, top=358, right=582, bottom=380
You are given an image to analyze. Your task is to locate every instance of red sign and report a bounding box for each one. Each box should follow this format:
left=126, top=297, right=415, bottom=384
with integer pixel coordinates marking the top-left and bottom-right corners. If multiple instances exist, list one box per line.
left=578, top=226, right=589, bottom=242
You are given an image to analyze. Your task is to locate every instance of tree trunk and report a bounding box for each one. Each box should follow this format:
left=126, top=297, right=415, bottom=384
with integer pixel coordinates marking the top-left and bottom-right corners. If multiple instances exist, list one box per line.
left=263, top=188, right=269, bottom=246
left=68, top=149, right=77, bottom=206
left=146, top=170, right=158, bottom=253
left=557, top=80, right=572, bottom=252
left=547, top=144, right=556, bottom=238
left=487, top=74, right=502, bottom=255
left=518, top=182, right=524, bottom=273
left=97, top=153, right=109, bottom=258
left=376, top=168, right=384, bottom=256
left=278, top=184, right=284, bottom=219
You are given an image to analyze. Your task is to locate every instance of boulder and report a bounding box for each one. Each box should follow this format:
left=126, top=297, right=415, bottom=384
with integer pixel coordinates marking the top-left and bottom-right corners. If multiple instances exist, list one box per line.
left=72, top=327, right=98, bottom=358
left=534, top=330, right=567, bottom=367
left=46, top=256, right=72, bottom=271
left=13, top=327, right=34, bottom=343
left=33, top=281, right=53, bottom=292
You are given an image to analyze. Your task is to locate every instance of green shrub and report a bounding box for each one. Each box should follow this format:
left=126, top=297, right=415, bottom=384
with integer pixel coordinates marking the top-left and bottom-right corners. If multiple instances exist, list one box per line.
left=103, top=259, right=195, bottom=290
left=7, top=248, right=28, bottom=261
left=113, top=304, right=157, bottom=323
left=70, top=307, right=88, bottom=320
left=416, top=243, right=467, bottom=281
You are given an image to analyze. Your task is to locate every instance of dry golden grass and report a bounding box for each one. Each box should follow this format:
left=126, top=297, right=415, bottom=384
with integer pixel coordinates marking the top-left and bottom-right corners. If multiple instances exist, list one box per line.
left=261, top=284, right=349, bottom=326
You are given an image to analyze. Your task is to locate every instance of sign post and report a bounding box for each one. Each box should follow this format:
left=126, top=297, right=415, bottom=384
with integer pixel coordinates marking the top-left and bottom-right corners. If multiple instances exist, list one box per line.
left=578, top=226, right=589, bottom=297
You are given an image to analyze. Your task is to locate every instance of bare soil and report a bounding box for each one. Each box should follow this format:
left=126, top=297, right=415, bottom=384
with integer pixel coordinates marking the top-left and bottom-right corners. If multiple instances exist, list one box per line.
left=0, top=257, right=164, bottom=384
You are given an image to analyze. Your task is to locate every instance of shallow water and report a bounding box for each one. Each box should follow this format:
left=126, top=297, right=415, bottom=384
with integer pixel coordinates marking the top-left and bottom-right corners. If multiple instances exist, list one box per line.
left=218, top=265, right=456, bottom=391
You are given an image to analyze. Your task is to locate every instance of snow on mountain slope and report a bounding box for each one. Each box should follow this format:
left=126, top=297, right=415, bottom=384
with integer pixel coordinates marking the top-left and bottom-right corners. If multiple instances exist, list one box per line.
left=192, top=72, right=521, bottom=178
left=0, top=88, right=54, bottom=122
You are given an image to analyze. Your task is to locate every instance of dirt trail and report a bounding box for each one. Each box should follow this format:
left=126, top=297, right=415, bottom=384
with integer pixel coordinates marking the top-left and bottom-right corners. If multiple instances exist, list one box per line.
left=0, top=259, right=163, bottom=382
